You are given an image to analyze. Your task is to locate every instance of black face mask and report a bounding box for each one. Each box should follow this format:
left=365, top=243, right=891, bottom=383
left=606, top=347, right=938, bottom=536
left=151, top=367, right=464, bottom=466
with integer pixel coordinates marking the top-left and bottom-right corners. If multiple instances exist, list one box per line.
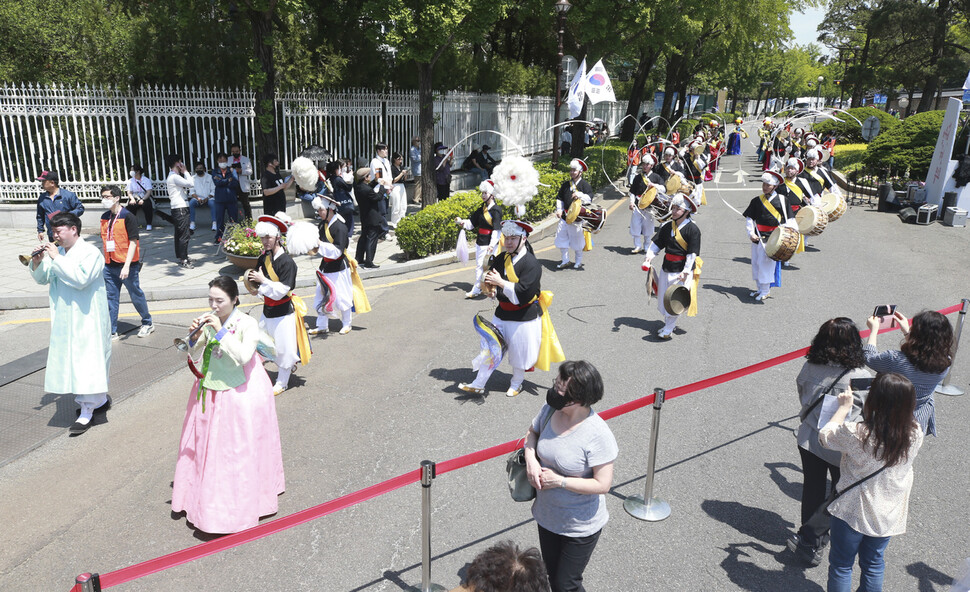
left=546, top=387, right=570, bottom=410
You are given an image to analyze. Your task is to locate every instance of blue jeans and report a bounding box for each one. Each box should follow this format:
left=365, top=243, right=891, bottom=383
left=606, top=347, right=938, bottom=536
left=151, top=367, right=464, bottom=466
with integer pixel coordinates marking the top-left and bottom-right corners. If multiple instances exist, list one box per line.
left=828, top=516, right=891, bottom=592
left=104, top=262, right=152, bottom=333
left=189, top=197, right=210, bottom=223
left=212, top=199, right=239, bottom=240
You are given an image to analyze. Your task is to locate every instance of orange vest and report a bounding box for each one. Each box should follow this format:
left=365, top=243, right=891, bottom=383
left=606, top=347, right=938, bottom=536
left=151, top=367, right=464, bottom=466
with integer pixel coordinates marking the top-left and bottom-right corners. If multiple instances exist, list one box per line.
left=100, top=211, right=139, bottom=265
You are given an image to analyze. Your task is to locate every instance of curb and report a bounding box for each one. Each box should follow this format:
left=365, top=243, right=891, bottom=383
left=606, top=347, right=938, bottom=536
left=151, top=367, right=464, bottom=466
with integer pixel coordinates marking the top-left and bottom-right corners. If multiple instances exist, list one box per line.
left=0, top=188, right=618, bottom=311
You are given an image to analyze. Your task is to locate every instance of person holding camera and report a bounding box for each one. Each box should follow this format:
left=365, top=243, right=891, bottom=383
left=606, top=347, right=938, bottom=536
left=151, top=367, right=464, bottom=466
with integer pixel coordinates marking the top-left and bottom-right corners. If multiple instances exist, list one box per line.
left=864, top=309, right=953, bottom=436
left=788, top=317, right=871, bottom=566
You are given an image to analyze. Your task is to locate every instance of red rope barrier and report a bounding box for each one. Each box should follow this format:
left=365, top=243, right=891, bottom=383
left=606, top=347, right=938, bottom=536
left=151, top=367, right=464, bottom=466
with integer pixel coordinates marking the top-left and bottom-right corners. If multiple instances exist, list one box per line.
left=78, top=302, right=963, bottom=589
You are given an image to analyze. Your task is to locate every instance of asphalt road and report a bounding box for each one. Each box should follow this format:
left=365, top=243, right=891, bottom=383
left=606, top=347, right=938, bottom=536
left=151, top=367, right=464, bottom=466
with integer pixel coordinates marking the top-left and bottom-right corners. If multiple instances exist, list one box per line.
left=1, top=145, right=969, bottom=592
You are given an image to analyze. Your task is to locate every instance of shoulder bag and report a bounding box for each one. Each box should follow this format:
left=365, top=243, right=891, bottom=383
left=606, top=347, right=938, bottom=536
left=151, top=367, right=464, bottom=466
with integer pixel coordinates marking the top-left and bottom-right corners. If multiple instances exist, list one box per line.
left=507, top=407, right=553, bottom=502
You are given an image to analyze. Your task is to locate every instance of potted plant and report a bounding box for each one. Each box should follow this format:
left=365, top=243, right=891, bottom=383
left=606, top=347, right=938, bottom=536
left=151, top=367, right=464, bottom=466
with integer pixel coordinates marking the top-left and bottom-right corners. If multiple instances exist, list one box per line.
left=221, top=220, right=263, bottom=269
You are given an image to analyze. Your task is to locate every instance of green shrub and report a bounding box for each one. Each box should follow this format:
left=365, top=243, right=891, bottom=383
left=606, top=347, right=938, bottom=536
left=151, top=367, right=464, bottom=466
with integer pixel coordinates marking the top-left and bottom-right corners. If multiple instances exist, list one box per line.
left=395, top=142, right=627, bottom=259
left=811, top=107, right=899, bottom=143
left=862, top=110, right=943, bottom=179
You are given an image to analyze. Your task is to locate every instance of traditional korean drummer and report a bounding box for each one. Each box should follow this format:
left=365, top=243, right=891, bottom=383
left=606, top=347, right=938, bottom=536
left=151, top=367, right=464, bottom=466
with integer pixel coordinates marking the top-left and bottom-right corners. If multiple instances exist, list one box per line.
left=628, top=153, right=666, bottom=254
left=799, top=148, right=840, bottom=198
left=640, top=192, right=701, bottom=339
left=742, top=170, right=798, bottom=302
left=554, top=158, right=594, bottom=270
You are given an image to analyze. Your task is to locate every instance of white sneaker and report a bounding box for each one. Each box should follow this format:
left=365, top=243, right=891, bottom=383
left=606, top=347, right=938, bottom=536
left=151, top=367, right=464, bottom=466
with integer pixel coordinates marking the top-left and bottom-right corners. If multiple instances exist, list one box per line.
left=137, top=324, right=155, bottom=337
left=146, top=224, right=152, bottom=230
left=211, top=223, right=217, bottom=231
left=189, top=222, right=196, bottom=231
left=339, top=326, right=352, bottom=335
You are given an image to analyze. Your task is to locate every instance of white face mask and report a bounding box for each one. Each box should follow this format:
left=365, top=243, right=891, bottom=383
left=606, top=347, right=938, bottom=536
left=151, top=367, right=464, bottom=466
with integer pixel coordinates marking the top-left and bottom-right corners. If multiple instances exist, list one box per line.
left=129, top=170, right=136, bottom=177
left=341, top=172, right=353, bottom=183
left=218, top=162, right=228, bottom=169
left=101, top=198, right=115, bottom=208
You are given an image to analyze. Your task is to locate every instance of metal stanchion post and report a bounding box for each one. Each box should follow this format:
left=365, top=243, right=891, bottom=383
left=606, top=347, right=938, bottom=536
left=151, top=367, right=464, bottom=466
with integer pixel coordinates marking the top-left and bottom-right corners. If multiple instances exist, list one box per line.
left=936, top=298, right=968, bottom=396
left=420, top=460, right=446, bottom=592
left=74, top=573, right=101, bottom=592
left=624, top=388, right=671, bottom=522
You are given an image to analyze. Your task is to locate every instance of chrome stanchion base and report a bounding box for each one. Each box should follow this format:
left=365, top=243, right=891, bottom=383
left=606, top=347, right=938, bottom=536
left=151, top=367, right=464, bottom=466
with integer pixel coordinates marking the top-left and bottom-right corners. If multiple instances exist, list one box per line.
left=936, top=383, right=966, bottom=396
left=623, top=494, right=671, bottom=522
left=421, top=585, right=447, bottom=592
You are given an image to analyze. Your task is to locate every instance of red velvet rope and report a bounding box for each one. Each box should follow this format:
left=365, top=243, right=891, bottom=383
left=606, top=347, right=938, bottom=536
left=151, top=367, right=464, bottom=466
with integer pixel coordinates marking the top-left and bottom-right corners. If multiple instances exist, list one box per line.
left=75, top=303, right=963, bottom=589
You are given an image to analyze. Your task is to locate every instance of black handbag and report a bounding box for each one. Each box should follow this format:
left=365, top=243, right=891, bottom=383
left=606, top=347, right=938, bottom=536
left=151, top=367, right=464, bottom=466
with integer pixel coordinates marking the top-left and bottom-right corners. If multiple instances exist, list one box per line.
left=507, top=408, right=553, bottom=502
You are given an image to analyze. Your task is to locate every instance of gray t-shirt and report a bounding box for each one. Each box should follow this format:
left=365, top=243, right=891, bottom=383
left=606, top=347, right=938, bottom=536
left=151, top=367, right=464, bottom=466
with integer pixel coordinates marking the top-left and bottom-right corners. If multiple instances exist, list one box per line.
left=531, top=405, right=618, bottom=537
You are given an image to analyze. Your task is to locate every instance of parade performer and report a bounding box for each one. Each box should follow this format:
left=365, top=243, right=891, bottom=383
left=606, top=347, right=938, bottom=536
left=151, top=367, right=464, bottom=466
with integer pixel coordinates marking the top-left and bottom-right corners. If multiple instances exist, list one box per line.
left=742, top=170, right=798, bottom=301
left=628, top=154, right=666, bottom=254
left=726, top=118, right=748, bottom=155
left=301, top=195, right=357, bottom=335
left=655, top=147, right=685, bottom=183
left=246, top=213, right=311, bottom=395
left=458, top=220, right=564, bottom=398
left=554, top=159, right=594, bottom=270
left=626, top=139, right=641, bottom=185
left=172, top=275, right=285, bottom=534
left=706, top=121, right=724, bottom=180
left=28, top=212, right=111, bottom=435
left=641, top=193, right=702, bottom=339
left=800, top=148, right=840, bottom=198
left=778, top=158, right=817, bottom=209
left=757, top=118, right=773, bottom=163
left=456, top=180, right=503, bottom=298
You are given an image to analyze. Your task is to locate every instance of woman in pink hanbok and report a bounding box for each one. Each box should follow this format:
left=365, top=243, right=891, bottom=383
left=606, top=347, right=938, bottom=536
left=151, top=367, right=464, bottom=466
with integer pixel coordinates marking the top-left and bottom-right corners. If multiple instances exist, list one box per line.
left=172, top=275, right=285, bottom=534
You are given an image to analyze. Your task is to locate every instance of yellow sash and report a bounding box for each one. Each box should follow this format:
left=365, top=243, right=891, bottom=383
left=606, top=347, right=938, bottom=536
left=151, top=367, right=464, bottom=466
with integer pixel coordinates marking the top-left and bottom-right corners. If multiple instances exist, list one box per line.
left=806, top=169, right=825, bottom=187
left=503, top=255, right=564, bottom=371
left=672, top=223, right=702, bottom=317
left=583, top=230, right=593, bottom=251
left=784, top=180, right=804, bottom=200
left=346, top=255, right=372, bottom=314
left=482, top=204, right=492, bottom=226
left=324, top=224, right=334, bottom=244
left=265, top=255, right=312, bottom=365
left=759, top=194, right=783, bottom=224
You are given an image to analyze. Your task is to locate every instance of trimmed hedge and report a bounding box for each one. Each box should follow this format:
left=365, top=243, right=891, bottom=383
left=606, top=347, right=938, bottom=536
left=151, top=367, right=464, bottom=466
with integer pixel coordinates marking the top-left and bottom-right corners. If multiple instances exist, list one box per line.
left=862, top=110, right=943, bottom=179
left=833, top=143, right=867, bottom=172
left=396, top=143, right=628, bottom=259
left=811, top=107, right=899, bottom=143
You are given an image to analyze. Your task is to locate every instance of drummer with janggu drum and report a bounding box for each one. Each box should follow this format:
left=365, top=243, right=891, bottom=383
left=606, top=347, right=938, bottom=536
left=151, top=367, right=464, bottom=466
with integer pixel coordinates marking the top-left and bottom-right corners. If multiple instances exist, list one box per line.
left=640, top=191, right=702, bottom=340
left=743, top=170, right=799, bottom=302
left=628, top=154, right=667, bottom=255
left=554, top=159, right=595, bottom=270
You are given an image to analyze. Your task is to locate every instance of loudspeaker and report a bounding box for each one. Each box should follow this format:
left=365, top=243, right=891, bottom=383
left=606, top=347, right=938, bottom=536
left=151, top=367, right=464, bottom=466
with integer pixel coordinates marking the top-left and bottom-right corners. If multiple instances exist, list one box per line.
left=898, top=207, right=917, bottom=224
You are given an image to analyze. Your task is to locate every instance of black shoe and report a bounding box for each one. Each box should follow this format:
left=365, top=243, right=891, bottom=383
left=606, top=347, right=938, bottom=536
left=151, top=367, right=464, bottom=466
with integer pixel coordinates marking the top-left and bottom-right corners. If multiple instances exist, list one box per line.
left=788, top=533, right=824, bottom=567
left=179, top=259, right=195, bottom=269
left=69, top=419, right=91, bottom=435
left=362, top=262, right=380, bottom=269
left=94, top=396, right=112, bottom=414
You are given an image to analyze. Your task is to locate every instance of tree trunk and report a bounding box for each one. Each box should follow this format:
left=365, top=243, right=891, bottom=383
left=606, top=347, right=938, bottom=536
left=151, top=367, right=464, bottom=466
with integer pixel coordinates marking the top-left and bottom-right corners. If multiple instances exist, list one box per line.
left=849, top=34, right=872, bottom=109
left=418, top=61, right=437, bottom=206
left=248, top=8, right=278, bottom=159
left=917, top=0, right=950, bottom=113
left=659, top=53, right=682, bottom=132
left=621, top=48, right=659, bottom=141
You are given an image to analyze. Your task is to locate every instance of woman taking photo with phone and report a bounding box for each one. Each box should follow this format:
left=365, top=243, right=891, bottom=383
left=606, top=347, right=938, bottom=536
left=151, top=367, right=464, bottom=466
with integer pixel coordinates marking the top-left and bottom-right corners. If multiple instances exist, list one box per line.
left=819, top=372, right=923, bottom=592
left=788, top=318, right=871, bottom=566
left=523, top=360, right=617, bottom=592
left=171, top=275, right=285, bottom=534
left=864, top=310, right=953, bottom=436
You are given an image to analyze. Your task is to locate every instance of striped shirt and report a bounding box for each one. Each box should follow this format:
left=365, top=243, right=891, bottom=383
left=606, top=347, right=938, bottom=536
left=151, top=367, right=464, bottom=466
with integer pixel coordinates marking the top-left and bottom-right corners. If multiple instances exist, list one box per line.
left=863, top=344, right=947, bottom=436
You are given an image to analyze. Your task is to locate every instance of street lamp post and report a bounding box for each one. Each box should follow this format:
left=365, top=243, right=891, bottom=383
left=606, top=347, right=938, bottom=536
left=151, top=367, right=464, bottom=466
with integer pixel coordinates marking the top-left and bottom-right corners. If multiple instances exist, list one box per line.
left=898, top=96, right=910, bottom=118
left=551, top=0, right=572, bottom=167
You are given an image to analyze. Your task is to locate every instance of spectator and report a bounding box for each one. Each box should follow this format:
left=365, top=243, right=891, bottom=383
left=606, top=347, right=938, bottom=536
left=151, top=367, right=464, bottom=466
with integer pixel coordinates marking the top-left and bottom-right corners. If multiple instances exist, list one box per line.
left=864, top=310, right=953, bottom=436
left=27, top=212, right=111, bottom=436
left=189, top=160, right=215, bottom=233
left=433, top=143, right=453, bottom=201
left=229, top=142, right=254, bottom=220
left=463, top=144, right=489, bottom=183
left=369, top=143, right=393, bottom=238
left=449, top=540, right=550, bottom=592
left=35, top=171, right=84, bottom=242
left=820, top=372, right=923, bottom=592
left=353, top=167, right=383, bottom=268
left=212, top=152, right=241, bottom=243
left=99, top=185, right=153, bottom=340
left=560, top=128, right=572, bottom=156
left=126, top=164, right=155, bottom=230
left=388, top=151, right=408, bottom=228
left=165, top=154, right=195, bottom=268
left=409, top=135, right=422, bottom=204
left=480, top=144, right=498, bottom=175
left=524, top=360, right=618, bottom=592
left=788, top=318, right=870, bottom=566
left=326, top=160, right=355, bottom=234
left=260, top=152, right=293, bottom=217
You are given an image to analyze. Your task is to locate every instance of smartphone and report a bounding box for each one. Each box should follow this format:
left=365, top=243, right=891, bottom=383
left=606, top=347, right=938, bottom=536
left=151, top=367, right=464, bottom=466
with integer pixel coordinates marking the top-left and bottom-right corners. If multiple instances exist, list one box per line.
left=849, top=377, right=873, bottom=391
left=873, top=304, right=897, bottom=318
left=284, top=175, right=293, bottom=183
